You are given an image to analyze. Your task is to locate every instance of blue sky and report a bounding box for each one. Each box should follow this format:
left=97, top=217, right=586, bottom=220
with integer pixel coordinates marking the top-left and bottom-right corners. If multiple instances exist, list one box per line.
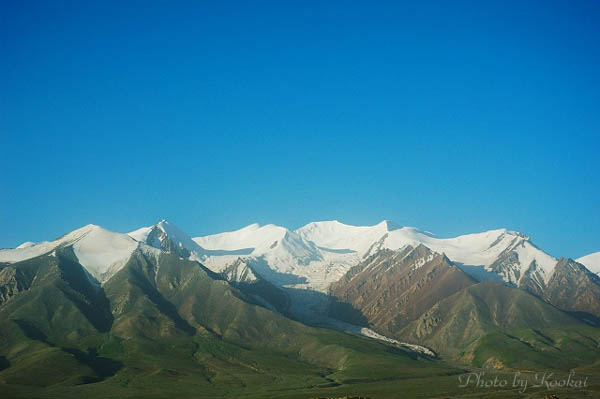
left=1, top=1, right=599, bottom=258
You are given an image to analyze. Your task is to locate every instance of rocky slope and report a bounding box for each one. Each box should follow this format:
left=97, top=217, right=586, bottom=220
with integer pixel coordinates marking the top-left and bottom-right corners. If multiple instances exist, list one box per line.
left=329, top=245, right=476, bottom=334
left=543, top=258, right=600, bottom=320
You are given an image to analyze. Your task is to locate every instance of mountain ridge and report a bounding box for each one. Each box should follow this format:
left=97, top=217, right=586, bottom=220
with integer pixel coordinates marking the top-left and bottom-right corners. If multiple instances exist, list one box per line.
left=3, top=219, right=598, bottom=293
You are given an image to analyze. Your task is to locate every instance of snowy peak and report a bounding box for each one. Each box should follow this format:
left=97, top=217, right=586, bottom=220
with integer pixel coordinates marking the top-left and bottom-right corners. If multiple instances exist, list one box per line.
left=295, top=220, right=392, bottom=253
left=296, top=220, right=437, bottom=255
left=193, top=223, right=320, bottom=261
left=577, top=252, right=600, bottom=275
left=128, top=220, right=205, bottom=262
left=0, top=224, right=104, bottom=263
left=295, top=221, right=532, bottom=266
left=70, top=226, right=139, bottom=281
left=382, top=227, right=539, bottom=269
left=0, top=224, right=138, bottom=282
left=194, top=223, right=342, bottom=288
left=487, top=237, right=557, bottom=287
left=194, top=223, right=285, bottom=251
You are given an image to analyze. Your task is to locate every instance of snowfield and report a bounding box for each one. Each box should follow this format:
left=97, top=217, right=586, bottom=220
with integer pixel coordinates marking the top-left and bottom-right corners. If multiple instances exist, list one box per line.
left=577, top=252, right=600, bottom=275
left=193, top=220, right=562, bottom=290
left=0, top=224, right=138, bottom=282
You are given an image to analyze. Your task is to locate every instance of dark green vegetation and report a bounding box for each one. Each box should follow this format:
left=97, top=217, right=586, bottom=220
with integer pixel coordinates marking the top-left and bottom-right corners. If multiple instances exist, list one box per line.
left=1, top=244, right=600, bottom=398
left=0, top=248, right=459, bottom=398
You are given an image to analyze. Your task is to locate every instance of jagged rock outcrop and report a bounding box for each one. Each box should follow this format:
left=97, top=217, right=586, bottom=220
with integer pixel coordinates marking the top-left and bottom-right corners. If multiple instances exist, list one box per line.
left=329, top=244, right=476, bottom=336
left=543, top=258, right=600, bottom=321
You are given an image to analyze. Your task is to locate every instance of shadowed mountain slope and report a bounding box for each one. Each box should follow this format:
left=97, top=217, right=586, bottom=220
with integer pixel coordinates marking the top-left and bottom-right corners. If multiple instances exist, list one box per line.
left=0, top=241, right=454, bottom=393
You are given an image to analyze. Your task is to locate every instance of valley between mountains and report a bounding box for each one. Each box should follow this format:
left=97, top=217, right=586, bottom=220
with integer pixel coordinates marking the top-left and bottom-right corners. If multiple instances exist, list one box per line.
left=1, top=219, right=599, bottom=398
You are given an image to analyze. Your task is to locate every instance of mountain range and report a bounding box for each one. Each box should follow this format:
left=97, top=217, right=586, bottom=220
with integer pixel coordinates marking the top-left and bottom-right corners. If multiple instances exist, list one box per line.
left=1, top=219, right=599, bottom=398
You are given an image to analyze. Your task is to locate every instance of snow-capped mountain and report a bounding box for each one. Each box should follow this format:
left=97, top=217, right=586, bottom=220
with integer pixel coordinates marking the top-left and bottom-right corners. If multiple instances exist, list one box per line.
left=194, top=223, right=323, bottom=270
left=128, top=221, right=337, bottom=289
left=193, top=223, right=359, bottom=290
left=296, top=220, right=399, bottom=254
left=0, top=224, right=139, bottom=282
left=192, top=220, right=562, bottom=291
left=577, top=252, right=600, bottom=275
left=3, top=219, right=595, bottom=295
left=128, top=220, right=206, bottom=262
left=296, top=220, right=557, bottom=287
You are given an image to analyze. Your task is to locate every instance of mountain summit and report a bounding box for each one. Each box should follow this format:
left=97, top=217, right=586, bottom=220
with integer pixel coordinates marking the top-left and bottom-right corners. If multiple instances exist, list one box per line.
left=128, top=220, right=206, bottom=262
left=0, top=224, right=138, bottom=282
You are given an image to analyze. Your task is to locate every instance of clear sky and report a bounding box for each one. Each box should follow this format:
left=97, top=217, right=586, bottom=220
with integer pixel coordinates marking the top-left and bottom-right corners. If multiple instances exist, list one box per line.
left=1, top=1, right=599, bottom=258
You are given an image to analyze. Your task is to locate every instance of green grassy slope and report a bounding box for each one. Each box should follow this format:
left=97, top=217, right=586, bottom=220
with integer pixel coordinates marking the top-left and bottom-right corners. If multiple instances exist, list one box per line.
left=0, top=247, right=459, bottom=397
left=402, top=282, right=600, bottom=369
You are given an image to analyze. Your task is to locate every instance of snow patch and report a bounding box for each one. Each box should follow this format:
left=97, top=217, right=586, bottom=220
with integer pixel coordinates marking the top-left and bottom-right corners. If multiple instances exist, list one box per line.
left=577, top=252, right=600, bottom=275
